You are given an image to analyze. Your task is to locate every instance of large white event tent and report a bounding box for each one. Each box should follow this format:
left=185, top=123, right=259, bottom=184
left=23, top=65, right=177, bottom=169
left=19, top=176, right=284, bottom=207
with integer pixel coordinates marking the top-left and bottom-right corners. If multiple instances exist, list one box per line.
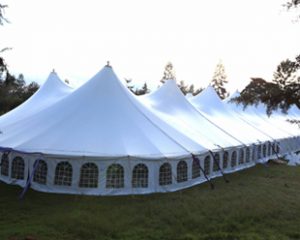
left=0, top=65, right=299, bottom=196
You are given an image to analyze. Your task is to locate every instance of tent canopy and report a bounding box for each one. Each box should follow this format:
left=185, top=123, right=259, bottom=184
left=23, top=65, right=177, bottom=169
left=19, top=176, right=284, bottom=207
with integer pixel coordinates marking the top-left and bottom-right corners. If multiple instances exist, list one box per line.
left=0, top=66, right=208, bottom=159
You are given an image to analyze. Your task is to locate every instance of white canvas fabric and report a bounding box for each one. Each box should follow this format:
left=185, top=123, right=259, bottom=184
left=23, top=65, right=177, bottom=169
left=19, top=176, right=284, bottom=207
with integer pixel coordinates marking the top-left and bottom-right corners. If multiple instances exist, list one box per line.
left=189, top=86, right=272, bottom=145
left=0, top=71, right=73, bottom=129
left=0, top=66, right=207, bottom=159
left=141, top=80, right=242, bottom=150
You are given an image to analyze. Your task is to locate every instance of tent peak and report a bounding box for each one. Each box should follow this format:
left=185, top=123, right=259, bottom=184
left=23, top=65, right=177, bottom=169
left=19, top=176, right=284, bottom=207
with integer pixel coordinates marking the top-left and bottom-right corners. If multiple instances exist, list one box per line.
left=105, top=61, right=112, bottom=68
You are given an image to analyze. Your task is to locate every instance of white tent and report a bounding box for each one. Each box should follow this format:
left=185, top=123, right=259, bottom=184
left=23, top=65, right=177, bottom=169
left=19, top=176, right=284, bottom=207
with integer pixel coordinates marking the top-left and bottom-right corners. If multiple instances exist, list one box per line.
left=0, top=66, right=299, bottom=196
left=0, top=70, right=73, bottom=129
left=0, top=66, right=214, bottom=195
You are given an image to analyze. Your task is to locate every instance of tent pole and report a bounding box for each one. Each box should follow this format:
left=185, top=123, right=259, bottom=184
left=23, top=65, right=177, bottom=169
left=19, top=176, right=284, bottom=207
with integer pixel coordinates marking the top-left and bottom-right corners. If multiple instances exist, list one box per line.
left=19, top=159, right=40, bottom=200
left=208, top=150, right=229, bottom=183
left=269, top=140, right=280, bottom=160
left=192, top=154, right=214, bottom=189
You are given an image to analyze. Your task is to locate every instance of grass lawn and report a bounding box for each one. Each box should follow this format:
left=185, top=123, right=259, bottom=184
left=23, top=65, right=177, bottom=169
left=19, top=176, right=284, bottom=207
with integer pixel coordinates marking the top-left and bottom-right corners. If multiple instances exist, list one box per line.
left=1, top=163, right=300, bottom=240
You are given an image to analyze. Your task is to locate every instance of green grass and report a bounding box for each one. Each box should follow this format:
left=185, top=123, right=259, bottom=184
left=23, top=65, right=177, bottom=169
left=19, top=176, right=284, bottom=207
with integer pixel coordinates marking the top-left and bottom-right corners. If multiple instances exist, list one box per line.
left=1, top=163, right=300, bottom=240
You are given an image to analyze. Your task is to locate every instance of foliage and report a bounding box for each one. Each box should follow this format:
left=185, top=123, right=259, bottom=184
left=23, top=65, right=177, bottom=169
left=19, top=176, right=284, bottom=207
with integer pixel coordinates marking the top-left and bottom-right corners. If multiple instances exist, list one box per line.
left=160, top=62, right=203, bottom=96
left=0, top=4, right=39, bottom=115
left=160, top=62, right=176, bottom=84
left=0, top=3, right=8, bottom=25
left=0, top=73, right=39, bottom=115
left=125, top=78, right=135, bottom=93
left=232, top=57, right=300, bottom=115
left=177, top=80, right=203, bottom=96
left=284, top=0, right=300, bottom=9
left=287, top=119, right=300, bottom=127
left=125, top=78, right=150, bottom=96
left=210, top=61, right=229, bottom=99
left=1, top=164, right=300, bottom=240
left=283, top=0, right=300, bottom=22
left=135, top=83, right=150, bottom=96
left=0, top=4, right=8, bottom=80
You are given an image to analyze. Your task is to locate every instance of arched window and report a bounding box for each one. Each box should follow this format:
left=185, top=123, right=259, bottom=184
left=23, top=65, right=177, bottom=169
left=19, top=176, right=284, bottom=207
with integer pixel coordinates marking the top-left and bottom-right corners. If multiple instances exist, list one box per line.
left=267, top=142, right=271, bottom=156
left=0, top=153, right=9, bottom=176
left=213, top=153, right=220, bottom=172
left=245, top=148, right=250, bottom=163
left=54, top=162, right=72, bottom=186
left=132, top=164, right=148, bottom=188
left=159, top=163, right=172, bottom=186
left=238, top=149, right=244, bottom=165
left=223, top=151, right=229, bottom=169
left=231, top=151, right=237, bottom=168
left=177, top=161, right=188, bottom=183
left=11, top=157, right=25, bottom=180
left=79, top=163, right=98, bottom=188
left=33, top=160, right=47, bottom=185
left=204, top=156, right=210, bottom=175
left=106, top=164, right=124, bottom=188
left=192, top=158, right=200, bottom=179
left=257, top=145, right=262, bottom=159
left=263, top=144, right=267, bottom=158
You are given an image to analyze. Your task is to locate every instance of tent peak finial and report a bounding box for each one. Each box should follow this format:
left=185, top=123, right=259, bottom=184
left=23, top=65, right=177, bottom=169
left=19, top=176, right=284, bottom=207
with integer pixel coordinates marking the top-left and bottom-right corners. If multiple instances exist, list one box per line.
left=106, top=61, right=112, bottom=68
left=52, top=69, right=56, bottom=73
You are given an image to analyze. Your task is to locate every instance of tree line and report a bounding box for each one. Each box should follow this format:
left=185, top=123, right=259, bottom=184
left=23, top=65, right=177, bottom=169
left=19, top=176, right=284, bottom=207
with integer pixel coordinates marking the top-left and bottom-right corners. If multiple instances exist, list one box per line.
left=0, top=4, right=40, bottom=115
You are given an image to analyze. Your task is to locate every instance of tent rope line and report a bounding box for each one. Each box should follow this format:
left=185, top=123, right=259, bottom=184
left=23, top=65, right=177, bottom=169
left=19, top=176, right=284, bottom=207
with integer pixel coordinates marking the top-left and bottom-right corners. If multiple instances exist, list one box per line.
left=192, top=154, right=214, bottom=189
left=208, top=150, right=229, bottom=183
left=269, top=141, right=280, bottom=159
left=19, top=159, right=41, bottom=199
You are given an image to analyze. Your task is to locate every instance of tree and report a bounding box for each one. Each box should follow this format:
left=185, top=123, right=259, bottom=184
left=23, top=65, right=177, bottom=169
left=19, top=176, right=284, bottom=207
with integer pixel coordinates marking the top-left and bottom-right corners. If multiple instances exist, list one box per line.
left=284, top=0, right=300, bottom=9
left=0, top=4, right=8, bottom=25
left=135, top=83, right=150, bottom=96
left=177, top=80, right=187, bottom=94
left=160, top=62, right=176, bottom=84
left=0, top=4, right=8, bottom=80
left=0, top=3, right=39, bottom=115
left=232, top=57, right=300, bottom=115
left=125, top=78, right=134, bottom=93
left=125, top=78, right=150, bottom=96
left=210, top=61, right=229, bottom=99
left=0, top=73, right=39, bottom=114
left=283, top=0, right=300, bottom=21
left=160, top=62, right=202, bottom=95
left=176, top=81, right=203, bottom=95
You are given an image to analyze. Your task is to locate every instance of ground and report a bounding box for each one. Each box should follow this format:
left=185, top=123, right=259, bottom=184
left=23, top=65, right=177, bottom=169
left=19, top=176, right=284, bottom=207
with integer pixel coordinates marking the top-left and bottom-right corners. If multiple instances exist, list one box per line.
left=1, top=163, right=300, bottom=240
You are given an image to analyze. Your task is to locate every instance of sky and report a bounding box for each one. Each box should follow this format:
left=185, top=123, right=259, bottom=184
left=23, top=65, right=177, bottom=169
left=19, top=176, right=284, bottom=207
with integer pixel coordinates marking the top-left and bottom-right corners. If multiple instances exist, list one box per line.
left=0, top=0, right=299, bottom=92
